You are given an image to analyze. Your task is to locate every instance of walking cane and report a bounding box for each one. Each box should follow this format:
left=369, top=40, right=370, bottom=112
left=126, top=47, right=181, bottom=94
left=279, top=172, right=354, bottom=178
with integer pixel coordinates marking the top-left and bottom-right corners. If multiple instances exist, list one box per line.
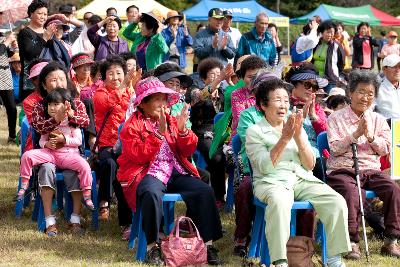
left=351, top=143, right=370, bottom=262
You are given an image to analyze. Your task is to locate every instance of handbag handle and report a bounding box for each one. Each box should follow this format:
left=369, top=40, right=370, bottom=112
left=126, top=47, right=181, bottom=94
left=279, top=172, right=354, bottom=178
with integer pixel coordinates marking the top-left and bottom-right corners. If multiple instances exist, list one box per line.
left=171, top=216, right=202, bottom=239
left=91, top=107, right=114, bottom=153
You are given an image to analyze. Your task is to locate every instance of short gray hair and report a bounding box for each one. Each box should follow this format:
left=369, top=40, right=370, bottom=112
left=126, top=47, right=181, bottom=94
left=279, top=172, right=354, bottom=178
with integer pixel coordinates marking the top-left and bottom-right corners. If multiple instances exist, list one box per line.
left=255, top=12, right=268, bottom=23
left=347, top=69, right=380, bottom=96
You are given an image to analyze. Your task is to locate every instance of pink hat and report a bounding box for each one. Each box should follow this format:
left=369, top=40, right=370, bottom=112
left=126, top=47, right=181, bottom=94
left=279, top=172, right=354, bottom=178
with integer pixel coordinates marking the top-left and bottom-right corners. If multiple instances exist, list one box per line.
left=134, top=77, right=179, bottom=107
left=28, top=62, right=49, bottom=79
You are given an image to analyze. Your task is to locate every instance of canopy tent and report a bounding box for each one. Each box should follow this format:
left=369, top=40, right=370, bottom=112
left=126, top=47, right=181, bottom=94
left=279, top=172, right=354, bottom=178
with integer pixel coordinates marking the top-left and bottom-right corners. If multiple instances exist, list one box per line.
left=183, top=0, right=289, bottom=28
left=290, top=4, right=400, bottom=26
left=76, top=0, right=171, bottom=20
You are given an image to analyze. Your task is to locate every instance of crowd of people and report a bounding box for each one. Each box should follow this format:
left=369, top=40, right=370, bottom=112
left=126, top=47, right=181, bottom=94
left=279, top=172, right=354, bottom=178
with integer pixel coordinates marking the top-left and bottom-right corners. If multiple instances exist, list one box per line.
left=1, top=0, right=400, bottom=266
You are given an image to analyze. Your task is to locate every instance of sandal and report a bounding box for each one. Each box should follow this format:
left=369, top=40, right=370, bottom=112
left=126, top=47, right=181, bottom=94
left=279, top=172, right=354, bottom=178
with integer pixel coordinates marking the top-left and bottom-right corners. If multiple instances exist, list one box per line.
left=99, top=206, right=110, bottom=221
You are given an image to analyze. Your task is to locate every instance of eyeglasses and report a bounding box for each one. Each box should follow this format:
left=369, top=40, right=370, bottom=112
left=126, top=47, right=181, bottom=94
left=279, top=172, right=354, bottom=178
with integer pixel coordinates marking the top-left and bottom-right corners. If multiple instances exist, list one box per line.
left=354, top=90, right=374, bottom=99
left=301, top=81, right=319, bottom=92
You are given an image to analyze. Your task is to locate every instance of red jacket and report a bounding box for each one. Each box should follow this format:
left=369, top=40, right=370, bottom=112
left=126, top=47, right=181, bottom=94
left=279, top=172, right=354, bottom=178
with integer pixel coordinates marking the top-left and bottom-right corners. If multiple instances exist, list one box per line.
left=93, top=85, right=131, bottom=148
left=117, top=111, right=199, bottom=211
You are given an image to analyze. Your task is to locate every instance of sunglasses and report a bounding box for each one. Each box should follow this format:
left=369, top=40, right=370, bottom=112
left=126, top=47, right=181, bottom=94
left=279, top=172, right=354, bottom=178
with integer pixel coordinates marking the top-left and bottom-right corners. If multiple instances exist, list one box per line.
left=301, top=81, right=319, bottom=92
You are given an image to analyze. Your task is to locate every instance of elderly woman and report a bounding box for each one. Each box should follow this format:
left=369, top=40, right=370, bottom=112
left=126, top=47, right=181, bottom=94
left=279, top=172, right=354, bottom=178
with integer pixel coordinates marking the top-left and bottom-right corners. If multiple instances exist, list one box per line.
left=312, top=20, right=345, bottom=92
left=123, top=10, right=168, bottom=71
left=87, top=16, right=128, bottom=61
left=246, top=78, right=350, bottom=267
left=30, top=61, right=90, bottom=236
left=352, top=22, right=379, bottom=70
left=117, top=77, right=223, bottom=265
left=189, top=57, right=234, bottom=208
left=327, top=69, right=400, bottom=259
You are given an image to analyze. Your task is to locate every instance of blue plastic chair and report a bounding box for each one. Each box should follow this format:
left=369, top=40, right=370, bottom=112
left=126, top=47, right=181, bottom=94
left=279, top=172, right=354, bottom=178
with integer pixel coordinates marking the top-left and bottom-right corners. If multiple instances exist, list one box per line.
left=248, top=198, right=327, bottom=265
left=316, top=131, right=376, bottom=199
left=128, top=194, right=183, bottom=261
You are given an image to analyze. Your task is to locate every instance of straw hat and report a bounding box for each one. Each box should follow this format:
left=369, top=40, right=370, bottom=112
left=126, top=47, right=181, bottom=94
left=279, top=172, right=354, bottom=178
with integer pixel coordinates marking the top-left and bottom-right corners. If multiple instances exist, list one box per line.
left=166, top=10, right=183, bottom=22
left=142, top=9, right=165, bottom=24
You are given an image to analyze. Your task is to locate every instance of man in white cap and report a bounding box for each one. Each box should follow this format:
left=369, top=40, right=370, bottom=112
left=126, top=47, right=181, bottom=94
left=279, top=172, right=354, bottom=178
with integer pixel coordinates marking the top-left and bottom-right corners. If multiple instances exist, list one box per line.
left=376, top=54, right=400, bottom=119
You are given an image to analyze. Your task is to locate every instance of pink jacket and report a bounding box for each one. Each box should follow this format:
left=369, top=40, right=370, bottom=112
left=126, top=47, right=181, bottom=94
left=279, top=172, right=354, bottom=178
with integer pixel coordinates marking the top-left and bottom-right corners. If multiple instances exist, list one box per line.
left=39, top=119, right=82, bottom=153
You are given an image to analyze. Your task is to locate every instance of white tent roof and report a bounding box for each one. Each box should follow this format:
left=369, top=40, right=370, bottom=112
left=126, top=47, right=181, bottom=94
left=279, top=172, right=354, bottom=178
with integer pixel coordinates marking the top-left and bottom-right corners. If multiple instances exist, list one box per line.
left=76, top=0, right=171, bottom=20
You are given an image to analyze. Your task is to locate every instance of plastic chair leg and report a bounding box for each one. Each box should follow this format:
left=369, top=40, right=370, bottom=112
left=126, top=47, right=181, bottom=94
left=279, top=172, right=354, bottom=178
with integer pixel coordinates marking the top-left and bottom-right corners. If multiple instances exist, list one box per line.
left=248, top=205, right=264, bottom=258
left=32, top=195, right=40, bottom=221
left=91, top=172, right=99, bottom=230
left=56, top=179, right=64, bottom=210
left=136, top=210, right=147, bottom=261
left=37, top=196, right=46, bottom=232
left=163, top=201, right=175, bottom=235
left=128, top=211, right=138, bottom=249
left=64, top=189, right=73, bottom=221
left=260, top=218, right=271, bottom=265
left=224, top=169, right=234, bottom=213
left=290, top=209, right=297, bottom=236
left=317, top=221, right=328, bottom=265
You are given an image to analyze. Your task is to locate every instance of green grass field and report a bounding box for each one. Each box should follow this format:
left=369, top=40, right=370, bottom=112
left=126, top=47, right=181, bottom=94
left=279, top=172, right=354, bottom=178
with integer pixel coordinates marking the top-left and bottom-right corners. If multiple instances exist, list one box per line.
left=0, top=108, right=398, bottom=266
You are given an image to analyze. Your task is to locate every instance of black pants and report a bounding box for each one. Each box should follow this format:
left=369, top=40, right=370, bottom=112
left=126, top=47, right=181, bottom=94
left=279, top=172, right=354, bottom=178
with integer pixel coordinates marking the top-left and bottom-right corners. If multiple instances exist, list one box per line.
left=137, top=170, right=223, bottom=244
left=0, top=90, right=17, bottom=139
left=82, top=98, right=96, bottom=147
left=97, top=147, right=132, bottom=226
left=196, top=135, right=226, bottom=201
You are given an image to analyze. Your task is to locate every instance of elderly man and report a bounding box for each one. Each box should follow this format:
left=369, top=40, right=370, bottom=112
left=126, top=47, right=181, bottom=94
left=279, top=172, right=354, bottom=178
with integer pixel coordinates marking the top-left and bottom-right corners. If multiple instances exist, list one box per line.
left=119, top=5, right=140, bottom=50
left=222, top=10, right=241, bottom=65
left=376, top=54, right=400, bottom=119
left=236, top=12, right=276, bottom=66
left=193, top=8, right=235, bottom=66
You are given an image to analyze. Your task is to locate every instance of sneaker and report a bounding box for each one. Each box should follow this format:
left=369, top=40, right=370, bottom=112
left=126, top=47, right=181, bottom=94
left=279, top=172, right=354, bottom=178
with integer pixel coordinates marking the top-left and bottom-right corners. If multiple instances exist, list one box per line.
left=207, top=245, right=223, bottom=265
left=381, top=243, right=400, bottom=258
left=68, top=223, right=86, bottom=236
left=45, top=224, right=58, bottom=237
left=83, top=198, right=95, bottom=211
left=144, top=245, right=164, bottom=265
left=344, top=243, right=361, bottom=260
left=233, top=245, right=247, bottom=257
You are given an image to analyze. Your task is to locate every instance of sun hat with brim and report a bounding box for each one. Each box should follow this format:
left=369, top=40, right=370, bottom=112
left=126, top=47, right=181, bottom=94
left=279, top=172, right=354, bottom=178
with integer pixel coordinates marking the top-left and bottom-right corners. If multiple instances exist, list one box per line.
left=142, top=9, right=165, bottom=24
left=72, top=54, right=94, bottom=69
left=323, top=87, right=346, bottom=101
left=134, top=77, right=180, bottom=107
left=28, top=62, right=49, bottom=79
left=157, top=71, right=193, bottom=88
left=382, top=54, right=400, bottom=68
left=290, top=71, right=329, bottom=88
left=166, top=10, right=183, bottom=22
left=8, top=53, right=20, bottom=63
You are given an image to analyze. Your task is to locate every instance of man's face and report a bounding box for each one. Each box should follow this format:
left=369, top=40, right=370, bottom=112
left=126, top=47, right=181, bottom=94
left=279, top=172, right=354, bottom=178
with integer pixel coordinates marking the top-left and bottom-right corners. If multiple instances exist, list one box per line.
left=127, top=7, right=139, bottom=23
left=208, top=17, right=223, bottom=32
left=383, top=63, right=400, bottom=83
left=223, top=16, right=232, bottom=28
left=255, top=16, right=269, bottom=35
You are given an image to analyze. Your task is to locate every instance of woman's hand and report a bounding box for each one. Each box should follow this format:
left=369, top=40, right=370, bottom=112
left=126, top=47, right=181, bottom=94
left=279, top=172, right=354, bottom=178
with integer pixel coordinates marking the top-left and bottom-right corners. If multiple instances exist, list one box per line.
left=308, top=94, right=318, bottom=120
left=363, top=111, right=374, bottom=142
left=223, top=63, right=235, bottom=85
left=124, top=68, right=142, bottom=90
left=157, top=21, right=164, bottom=34
left=176, top=104, right=190, bottom=132
left=64, top=101, right=74, bottom=118
left=53, top=106, right=67, bottom=123
left=49, top=132, right=66, bottom=144
left=158, top=106, right=167, bottom=134
left=99, top=16, right=115, bottom=28
left=281, top=112, right=296, bottom=142
left=43, top=24, right=57, bottom=41
left=293, top=109, right=304, bottom=141
left=45, top=141, right=56, bottom=150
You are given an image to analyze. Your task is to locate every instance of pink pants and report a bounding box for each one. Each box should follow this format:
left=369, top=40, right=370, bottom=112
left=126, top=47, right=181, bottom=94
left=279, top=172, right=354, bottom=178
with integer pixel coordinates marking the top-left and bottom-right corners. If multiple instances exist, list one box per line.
left=20, top=148, right=92, bottom=190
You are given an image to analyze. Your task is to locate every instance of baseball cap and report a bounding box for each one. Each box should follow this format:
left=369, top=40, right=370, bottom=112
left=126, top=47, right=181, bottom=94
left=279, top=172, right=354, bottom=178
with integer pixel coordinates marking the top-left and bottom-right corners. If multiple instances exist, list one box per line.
left=208, top=8, right=224, bottom=19
left=382, top=54, right=400, bottom=68
left=388, top=31, right=398, bottom=37
left=223, top=10, right=233, bottom=18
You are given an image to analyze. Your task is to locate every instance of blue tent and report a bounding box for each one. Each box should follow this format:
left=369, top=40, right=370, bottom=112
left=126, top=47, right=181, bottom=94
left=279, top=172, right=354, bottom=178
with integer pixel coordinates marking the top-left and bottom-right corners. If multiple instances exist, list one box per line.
left=183, top=0, right=288, bottom=25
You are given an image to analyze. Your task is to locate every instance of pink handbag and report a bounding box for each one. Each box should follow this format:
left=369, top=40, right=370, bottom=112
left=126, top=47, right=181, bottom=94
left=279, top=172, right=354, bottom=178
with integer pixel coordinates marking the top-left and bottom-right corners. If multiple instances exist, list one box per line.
left=161, top=216, right=207, bottom=266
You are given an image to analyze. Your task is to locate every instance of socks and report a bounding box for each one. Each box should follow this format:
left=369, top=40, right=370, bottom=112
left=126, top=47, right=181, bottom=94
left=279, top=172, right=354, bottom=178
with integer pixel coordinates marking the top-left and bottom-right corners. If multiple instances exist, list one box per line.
left=82, top=189, right=94, bottom=210
left=70, top=213, right=81, bottom=224
left=45, top=215, right=56, bottom=228
left=273, top=259, right=288, bottom=267
left=327, top=254, right=345, bottom=267
left=384, top=237, right=397, bottom=246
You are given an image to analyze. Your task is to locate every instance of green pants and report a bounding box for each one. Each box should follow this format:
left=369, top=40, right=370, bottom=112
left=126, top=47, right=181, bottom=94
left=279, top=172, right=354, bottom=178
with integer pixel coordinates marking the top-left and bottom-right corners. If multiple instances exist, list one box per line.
left=254, top=178, right=351, bottom=262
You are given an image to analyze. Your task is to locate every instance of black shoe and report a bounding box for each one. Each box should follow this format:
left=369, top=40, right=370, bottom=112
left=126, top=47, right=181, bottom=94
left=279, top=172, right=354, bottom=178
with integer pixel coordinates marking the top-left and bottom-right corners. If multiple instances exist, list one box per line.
left=207, top=245, right=224, bottom=265
left=144, top=245, right=164, bottom=266
left=233, top=245, right=247, bottom=257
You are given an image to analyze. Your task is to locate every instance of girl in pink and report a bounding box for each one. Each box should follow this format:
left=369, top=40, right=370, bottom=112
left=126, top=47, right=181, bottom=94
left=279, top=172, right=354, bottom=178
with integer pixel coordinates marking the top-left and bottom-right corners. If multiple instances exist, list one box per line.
left=19, top=88, right=94, bottom=210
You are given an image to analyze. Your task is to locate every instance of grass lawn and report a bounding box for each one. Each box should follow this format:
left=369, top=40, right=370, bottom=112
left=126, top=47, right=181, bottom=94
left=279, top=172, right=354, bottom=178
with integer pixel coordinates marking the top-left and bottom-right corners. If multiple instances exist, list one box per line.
left=0, top=107, right=398, bottom=267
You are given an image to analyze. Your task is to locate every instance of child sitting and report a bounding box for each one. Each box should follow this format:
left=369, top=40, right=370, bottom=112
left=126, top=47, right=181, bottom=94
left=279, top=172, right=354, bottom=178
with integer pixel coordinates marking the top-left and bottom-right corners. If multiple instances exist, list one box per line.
left=19, top=88, right=94, bottom=210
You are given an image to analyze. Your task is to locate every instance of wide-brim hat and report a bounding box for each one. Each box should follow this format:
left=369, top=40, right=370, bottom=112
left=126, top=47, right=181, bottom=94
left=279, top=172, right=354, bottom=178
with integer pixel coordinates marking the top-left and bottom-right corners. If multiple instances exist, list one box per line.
left=323, top=87, right=346, bottom=101
left=142, top=9, right=165, bottom=24
left=28, top=61, right=49, bottom=79
left=157, top=71, right=193, bottom=88
left=134, top=77, right=180, bottom=107
left=8, top=53, right=20, bottom=63
left=289, top=71, right=329, bottom=88
left=72, top=54, right=94, bottom=69
left=166, top=10, right=183, bottom=22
